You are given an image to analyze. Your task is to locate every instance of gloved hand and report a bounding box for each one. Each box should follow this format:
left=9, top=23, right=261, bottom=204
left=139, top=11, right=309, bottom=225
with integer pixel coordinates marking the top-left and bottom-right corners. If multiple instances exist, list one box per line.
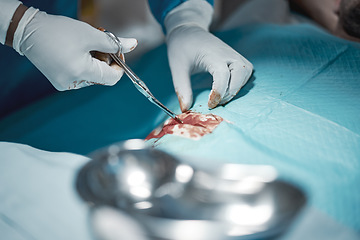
left=15, top=7, right=137, bottom=90
left=165, top=0, right=253, bottom=112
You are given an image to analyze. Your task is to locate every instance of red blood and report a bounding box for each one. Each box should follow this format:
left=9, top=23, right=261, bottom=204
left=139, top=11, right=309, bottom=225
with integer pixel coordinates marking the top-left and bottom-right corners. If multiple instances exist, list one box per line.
left=145, top=111, right=223, bottom=140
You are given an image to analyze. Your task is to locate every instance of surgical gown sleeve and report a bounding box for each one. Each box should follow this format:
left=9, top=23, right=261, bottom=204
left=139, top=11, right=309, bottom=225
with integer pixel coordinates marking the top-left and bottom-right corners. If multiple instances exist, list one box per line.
left=0, top=0, right=21, bottom=44
left=148, top=0, right=214, bottom=32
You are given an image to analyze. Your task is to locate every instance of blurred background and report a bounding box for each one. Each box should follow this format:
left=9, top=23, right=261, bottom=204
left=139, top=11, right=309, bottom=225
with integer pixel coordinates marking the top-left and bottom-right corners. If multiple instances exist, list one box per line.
left=78, top=0, right=250, bottom=60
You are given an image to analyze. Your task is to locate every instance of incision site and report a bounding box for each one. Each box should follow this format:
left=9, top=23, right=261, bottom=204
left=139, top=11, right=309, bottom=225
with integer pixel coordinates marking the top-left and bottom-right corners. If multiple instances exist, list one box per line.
left=145, top=111, right=223, bottom=140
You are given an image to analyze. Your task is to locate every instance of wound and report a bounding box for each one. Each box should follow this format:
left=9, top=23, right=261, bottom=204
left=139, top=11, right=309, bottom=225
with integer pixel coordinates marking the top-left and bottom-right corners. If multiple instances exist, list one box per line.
left=145, top=111, right=223, bottom=140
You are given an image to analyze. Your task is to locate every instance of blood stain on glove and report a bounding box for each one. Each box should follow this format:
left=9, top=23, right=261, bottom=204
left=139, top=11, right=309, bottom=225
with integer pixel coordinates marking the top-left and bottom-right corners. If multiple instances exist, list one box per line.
left=176, top=90, right=187, bottom=112
left=208, top=90, right=221, bottom=109
left=70, top=80, right=105, bottom=90
left=145, top=111, right=223, bottom=141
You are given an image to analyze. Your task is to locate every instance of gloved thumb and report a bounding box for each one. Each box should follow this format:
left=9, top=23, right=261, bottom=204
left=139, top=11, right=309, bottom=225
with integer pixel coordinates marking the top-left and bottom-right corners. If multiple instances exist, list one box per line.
left=171, top=65, right=193, bottom=112
left=85, top=56, right=124, bottom=86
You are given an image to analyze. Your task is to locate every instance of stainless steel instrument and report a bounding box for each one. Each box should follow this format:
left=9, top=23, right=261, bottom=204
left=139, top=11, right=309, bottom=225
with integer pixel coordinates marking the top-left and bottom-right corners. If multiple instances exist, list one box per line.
left=104, top=30, right=182, bottom=123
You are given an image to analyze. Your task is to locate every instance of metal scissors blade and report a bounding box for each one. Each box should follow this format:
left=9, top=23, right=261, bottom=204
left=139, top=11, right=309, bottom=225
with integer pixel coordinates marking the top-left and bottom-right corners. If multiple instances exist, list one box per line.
left=104, top=30, right=182, bottom=123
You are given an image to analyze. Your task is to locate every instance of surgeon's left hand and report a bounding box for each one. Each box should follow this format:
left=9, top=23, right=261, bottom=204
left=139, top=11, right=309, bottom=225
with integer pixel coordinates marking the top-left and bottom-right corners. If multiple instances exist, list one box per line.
left=165, top=0, right=253, bottom=112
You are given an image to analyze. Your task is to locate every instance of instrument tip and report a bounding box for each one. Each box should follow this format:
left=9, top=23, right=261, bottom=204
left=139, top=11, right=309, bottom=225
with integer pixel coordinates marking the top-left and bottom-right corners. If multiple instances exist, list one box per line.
left=174, top=116, right=183, bottom=124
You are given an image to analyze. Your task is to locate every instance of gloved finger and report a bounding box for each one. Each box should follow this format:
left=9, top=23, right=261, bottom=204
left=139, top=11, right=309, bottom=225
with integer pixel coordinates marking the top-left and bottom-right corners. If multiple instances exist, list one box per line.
left=117, top=37, right=138, bottom=53
left=219, top=61, right=253, bottom=105
left=93, top=51, right=126, bottom=69
left=88, top=28, right=138, bottom=54
left=110, top=61, right=123, bottom=71
left=172, top=66, right=193, bottom=112
left=87, top=27, right=120, bottom=53
left=207, top=62, right=231, bottom=109
left=83, top=56, right=124, bottom=87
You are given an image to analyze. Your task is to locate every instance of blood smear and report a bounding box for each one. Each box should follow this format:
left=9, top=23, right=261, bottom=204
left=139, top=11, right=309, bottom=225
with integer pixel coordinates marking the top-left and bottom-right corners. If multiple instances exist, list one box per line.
left=145, top=111, right=223, bottom=140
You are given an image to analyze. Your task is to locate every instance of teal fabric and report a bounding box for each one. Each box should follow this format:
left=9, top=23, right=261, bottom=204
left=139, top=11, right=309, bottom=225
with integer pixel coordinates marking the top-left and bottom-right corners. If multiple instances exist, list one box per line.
left=0, top=45, right=175, bottom=154
left=0, top=23, right=359, bottom=233
left=149, top=24, right=360, bottom=232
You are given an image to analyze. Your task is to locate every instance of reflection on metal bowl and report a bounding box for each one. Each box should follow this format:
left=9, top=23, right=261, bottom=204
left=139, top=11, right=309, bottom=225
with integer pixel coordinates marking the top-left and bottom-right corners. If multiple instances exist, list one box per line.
left=76, top=139, right=306, bottom=240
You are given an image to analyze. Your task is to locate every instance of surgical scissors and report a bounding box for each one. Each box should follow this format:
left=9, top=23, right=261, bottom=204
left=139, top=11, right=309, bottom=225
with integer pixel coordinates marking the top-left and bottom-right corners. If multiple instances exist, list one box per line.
left=104, top=30, right=182, bottom=123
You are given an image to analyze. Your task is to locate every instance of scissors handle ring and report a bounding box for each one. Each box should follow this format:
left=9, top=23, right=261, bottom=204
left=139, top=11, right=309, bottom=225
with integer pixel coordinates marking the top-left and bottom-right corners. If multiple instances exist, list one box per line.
left=104, top=30, right=123, bottom=56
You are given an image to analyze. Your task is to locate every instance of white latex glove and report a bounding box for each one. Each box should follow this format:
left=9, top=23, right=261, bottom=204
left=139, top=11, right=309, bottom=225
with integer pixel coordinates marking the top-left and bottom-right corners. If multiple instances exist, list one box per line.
left=16, top=8, right=137, bottom=90
left=165, top=0, right=253, bottom=112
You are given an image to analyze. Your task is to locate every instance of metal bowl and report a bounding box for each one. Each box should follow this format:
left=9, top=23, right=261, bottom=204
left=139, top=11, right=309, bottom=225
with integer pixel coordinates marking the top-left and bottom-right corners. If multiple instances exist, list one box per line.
left=76, top=139, right=306, bottom=240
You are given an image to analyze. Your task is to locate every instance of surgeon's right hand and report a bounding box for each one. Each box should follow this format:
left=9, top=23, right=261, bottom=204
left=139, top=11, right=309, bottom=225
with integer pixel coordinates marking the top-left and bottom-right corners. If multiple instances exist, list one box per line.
left=16, top=8, right=137, bottom=90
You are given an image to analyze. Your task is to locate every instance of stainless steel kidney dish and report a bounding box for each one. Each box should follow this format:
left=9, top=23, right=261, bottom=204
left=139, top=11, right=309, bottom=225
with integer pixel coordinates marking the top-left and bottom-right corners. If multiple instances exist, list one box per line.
left=76, top=139, right=306, bottom=240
